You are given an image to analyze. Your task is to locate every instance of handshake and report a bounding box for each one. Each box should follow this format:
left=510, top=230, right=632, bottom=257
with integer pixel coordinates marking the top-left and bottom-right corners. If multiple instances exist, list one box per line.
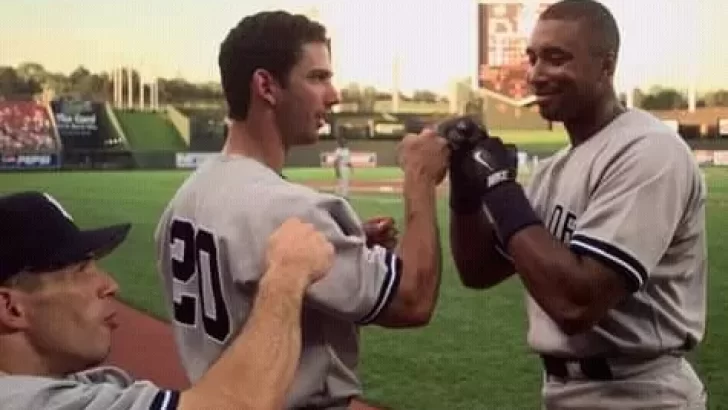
left=399, top=115, right=519, bottom=198
left=398, top=116, right=539, bottom=247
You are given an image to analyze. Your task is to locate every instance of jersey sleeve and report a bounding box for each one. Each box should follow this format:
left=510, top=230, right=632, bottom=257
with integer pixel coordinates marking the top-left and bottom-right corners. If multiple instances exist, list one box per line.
left=300, top=195, right=402, bottom=325
left=225, top=183, right=402, bottom=325
left=0, top=375, right=180, bottom=410
left=568, top=135, right=697, bottom=293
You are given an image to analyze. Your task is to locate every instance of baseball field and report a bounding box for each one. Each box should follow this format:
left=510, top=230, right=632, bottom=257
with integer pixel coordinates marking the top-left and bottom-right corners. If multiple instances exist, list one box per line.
left=1, top=166, right=726, bottom=409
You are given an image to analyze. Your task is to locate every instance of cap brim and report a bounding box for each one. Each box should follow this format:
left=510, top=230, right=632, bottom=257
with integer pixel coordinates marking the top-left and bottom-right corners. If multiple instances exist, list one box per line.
left=53, top=223, right=132, bottom=267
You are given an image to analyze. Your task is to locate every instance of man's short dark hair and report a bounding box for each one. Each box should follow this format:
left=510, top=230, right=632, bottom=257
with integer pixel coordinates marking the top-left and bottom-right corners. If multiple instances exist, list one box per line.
left=540, top=0, right=620, bottom=56
left=218, top=11, right=328, bottom=121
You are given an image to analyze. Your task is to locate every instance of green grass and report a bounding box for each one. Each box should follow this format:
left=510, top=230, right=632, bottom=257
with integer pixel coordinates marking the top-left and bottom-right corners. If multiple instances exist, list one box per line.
left=115, top=111, right=187, bottom=151
left=0, top=167, right=726, bottom=409
left=283, top=166, right=403, bottom=181
left=492, top=128, right=569, bottom=156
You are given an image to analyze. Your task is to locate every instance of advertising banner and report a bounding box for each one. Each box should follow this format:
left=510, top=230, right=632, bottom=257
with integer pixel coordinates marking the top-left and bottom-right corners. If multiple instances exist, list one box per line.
left=320, top=151, right=378, bottom=168
left=175, top=152, right=217, bottom=169
left=718, top=118, right=728, bottom=136
left=0, top=153, right=60, bottom=170
left=50, top=99, right=102, bottom=149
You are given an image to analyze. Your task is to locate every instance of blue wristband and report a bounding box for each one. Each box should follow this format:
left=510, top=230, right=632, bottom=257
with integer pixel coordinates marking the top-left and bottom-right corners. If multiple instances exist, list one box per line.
left=481, top=182, right=542, bottom=248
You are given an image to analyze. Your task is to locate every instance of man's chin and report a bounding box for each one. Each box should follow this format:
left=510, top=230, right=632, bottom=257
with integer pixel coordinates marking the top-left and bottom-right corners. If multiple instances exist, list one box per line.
left=285, top=135, right=319, bottom=148
left=537, top=105, right=564, bottom=122
left=302, top=134, right=321, bottom=145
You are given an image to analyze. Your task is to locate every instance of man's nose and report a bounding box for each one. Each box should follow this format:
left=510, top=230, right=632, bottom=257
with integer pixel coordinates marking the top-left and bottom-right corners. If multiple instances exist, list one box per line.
left=326, top=84, right=341, bottom=108
left=97, top=270, right=120, bottom=298
left=527, top=60, right=548, bottom=89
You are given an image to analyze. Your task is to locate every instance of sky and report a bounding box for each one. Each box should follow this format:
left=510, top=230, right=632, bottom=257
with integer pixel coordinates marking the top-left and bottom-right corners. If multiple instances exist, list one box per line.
left=0, top=0, right=726, bottom=95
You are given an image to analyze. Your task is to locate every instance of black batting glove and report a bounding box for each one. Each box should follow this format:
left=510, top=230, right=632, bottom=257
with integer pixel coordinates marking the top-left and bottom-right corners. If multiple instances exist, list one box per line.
left=469, top=138, right=519, bottom=190
left=468, top=138, right=542, bottom=248
left=438, top=116, right=490, bottom=214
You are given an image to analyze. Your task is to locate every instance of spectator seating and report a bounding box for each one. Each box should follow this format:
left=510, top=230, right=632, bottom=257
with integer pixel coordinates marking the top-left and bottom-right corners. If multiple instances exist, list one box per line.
left=0, top=101, right=58, bottom=154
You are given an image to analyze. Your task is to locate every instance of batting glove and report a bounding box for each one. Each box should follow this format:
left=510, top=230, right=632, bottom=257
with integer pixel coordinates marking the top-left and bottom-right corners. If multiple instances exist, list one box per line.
left=468, top=137, right=542, bottom=248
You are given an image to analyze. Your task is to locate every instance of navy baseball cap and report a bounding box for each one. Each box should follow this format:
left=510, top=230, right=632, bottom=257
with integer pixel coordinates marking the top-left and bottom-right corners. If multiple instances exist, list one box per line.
left=0, top=191, right=131, bottom=283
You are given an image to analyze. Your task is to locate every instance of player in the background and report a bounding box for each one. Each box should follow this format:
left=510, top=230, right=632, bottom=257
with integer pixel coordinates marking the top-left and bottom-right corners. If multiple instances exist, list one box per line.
left=448, top=1, right=707, bottom=409
left=0, top=191, right=335, bottom=410
left=155, top=10, right=448, bottom=410
left=333, top=134, right=352, bottom=200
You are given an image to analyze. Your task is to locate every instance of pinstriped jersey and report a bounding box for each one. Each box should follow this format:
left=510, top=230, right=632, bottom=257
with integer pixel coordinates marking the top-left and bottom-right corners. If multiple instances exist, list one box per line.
left=524, top=109, right=707, bottom=358
left=154, top=154, right=401, bottom=409
left=0, top=367, right=180, bottom=410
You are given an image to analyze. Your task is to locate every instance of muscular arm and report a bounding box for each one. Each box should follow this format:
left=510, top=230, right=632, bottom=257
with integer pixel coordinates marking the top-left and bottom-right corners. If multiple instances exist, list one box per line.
left=507, top=226, right=629, bottom=335
left=179, top=266, right=308, bottom=410
left=374, top=171, right=442, bottom=328
left=494, top=137, right=693, bottom=336
left=450, top=209, right=515, bottom=289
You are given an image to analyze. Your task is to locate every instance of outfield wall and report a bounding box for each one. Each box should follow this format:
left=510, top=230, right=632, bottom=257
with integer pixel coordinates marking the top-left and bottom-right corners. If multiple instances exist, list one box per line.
left=4, top=133, right=728, bottom=172
left=287, top=140, right=398, bottom=167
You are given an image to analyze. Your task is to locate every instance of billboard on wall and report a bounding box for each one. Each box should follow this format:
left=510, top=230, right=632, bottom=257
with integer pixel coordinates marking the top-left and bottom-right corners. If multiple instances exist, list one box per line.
left=718, top=118, right=728, bottom=136
left=320, top=151, right=378, bottom=168
left=0, top=153, right=60, bottom=170
left=477, top=2, right=554, bottom=104
left=49, top=99, right=103, bottom=149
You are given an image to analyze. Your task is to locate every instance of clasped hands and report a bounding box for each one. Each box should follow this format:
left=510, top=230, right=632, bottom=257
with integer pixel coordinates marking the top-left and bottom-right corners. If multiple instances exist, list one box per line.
left=365, top=116, right=522, bottom=250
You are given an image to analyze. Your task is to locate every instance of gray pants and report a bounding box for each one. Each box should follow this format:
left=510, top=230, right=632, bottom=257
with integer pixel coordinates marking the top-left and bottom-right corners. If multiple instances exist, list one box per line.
left=336, top=168, right=350, bottom=198
left=541, top=355, right=707, bottom=409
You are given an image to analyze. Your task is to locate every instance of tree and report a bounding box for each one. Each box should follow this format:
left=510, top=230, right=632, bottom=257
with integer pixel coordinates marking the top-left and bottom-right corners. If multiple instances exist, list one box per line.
left=360, top=86, right=377, bottom=112
left=412, top=90, right=439, bottom=103
left=0, top=66, right=41, bottom=98
left=340, top=83, right=362, bottom=103
left=640, top=87, right=687, bottom=110
left=16, top=62, right=47, bottom=84
left=704, top=90, right=728, bottom=107
left=375, top=91, right=392, bottom=101
left=633, top=88, right=645, bottom=108
left=69, top=66, right=91, bottom=86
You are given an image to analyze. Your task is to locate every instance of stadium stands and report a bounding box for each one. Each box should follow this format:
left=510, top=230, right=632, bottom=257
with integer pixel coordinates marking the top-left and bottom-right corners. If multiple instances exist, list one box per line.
left=0, top=101, right=57, bottom=154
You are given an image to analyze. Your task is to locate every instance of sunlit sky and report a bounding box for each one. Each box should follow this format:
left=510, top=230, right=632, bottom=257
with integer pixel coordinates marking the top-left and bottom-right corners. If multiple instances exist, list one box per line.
left=0, top=0, right=726, bottom=94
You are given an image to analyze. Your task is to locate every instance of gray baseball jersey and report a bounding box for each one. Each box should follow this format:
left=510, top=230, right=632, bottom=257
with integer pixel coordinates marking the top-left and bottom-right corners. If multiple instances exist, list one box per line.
left=335, top=147, right=351, bottom=171
left=154, top=155, right=401, bottom=409
left=0, top=366, right=179, bottom=410
left=524, top=108, right=707, bottom=358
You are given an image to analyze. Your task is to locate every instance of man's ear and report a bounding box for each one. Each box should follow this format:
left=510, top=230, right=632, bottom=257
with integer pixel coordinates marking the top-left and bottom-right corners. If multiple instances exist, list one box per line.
left=602, top=51, right=617, bottom=78
left=251, top=69, right=281, bottom=107
left=0, top=289, right=31, bottom=332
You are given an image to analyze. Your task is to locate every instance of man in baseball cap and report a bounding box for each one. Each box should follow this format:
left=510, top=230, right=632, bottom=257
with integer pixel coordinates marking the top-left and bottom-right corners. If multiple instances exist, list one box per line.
left=0, top=190, right=337, bottom=410
left=0, top=191, right=131, bottom=279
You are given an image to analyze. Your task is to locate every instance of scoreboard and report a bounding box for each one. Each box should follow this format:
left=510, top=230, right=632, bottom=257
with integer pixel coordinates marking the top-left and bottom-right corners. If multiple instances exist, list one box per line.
left=476, top=2, right=554, bottom=103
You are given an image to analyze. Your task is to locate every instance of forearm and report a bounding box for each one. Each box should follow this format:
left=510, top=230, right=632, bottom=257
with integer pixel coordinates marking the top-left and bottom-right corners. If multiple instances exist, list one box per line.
left=507, top=225, right=599, bottom=332
left=181, top=270, right=308, bottom=410
left=450, top=209, right=515, bottom=289
left=396, top=173, right=442, bottom=319
left=482, top=182, right=600, bottom=332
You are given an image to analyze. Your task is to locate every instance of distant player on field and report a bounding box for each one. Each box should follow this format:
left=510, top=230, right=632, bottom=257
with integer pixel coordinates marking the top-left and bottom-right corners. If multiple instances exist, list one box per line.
left=332, top=134, right=352, bottom=199
left=155, top=10, right=448, bottom=409
left=448, top=1, right=708, bottom=409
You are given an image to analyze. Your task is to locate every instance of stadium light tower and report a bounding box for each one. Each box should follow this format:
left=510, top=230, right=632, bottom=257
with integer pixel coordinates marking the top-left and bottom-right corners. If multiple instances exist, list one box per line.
left=139, top=72, right=146, bottom=111
left=126, top=68, right=133, bottom=110
left=686, top=1, right=700, bottom=114
left=112, top=67, right=118, bottom=108
left=391, top=52, right=401, bottom=113
left=111, top=66, right=119, bottom=108
left=115, top=68, right=121, bottom=108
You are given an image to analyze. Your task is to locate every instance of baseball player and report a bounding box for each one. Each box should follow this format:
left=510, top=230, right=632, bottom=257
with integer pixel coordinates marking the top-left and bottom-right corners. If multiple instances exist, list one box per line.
left=0, top=191, right=336, bottom=410
left=448, top=1, right=707, bottom=409
left=333, top=136, right=352, bottom=199
left=154, top=11, right=448, bottom=410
